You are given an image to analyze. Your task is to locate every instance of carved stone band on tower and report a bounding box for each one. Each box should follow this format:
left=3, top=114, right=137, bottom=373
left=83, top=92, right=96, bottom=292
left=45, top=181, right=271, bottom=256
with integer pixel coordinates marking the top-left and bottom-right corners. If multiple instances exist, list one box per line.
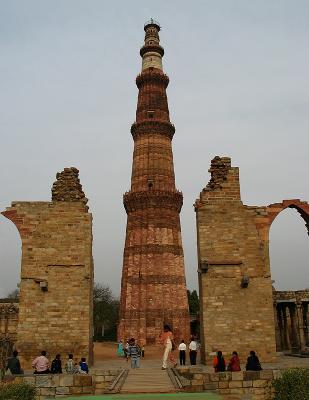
left=118, top=21, right=190, bottom=344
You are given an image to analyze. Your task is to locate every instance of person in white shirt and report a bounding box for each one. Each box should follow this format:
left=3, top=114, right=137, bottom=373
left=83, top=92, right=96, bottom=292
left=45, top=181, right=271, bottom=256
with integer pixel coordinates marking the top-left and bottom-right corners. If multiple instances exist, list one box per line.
left=178, top=340, right=187, bottom=365
left=189, top=339, right=197, bottom=365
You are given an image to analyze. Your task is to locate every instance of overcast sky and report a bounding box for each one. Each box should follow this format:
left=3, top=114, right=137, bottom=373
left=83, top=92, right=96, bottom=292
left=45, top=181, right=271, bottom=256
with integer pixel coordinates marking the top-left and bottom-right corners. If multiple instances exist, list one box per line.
left=0, top=0, right=308, bottom=298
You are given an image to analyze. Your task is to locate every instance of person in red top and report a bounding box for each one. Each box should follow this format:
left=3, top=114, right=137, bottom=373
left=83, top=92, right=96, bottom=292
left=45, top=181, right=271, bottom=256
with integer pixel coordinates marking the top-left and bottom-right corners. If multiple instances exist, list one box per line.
left=213, top=350, right=226, bottom=372
left=227, top=351, right=241, bottom=371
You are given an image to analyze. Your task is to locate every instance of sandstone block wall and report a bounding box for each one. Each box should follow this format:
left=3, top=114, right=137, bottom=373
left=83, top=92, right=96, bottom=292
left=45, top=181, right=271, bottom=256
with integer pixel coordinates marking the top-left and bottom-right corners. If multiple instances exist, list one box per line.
left=7, top=369, right=121, bottom=399
left=177, top=367, right=282, bottom=400
left=195, top=157, right=277, bottom=363
left=1, top=168, right=93, bottom=368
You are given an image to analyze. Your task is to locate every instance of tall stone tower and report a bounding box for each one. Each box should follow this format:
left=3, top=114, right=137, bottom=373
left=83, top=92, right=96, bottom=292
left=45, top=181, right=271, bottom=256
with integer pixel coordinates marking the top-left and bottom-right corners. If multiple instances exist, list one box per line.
left=118, top=20, right=190, bottom=344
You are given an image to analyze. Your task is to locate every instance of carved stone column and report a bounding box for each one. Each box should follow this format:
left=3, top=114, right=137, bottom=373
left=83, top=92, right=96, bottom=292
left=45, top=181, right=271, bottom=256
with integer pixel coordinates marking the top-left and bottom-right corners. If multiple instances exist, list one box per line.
left=282, top=306, right=291, bottom=350
left=296, top=303, right=306, bottom=351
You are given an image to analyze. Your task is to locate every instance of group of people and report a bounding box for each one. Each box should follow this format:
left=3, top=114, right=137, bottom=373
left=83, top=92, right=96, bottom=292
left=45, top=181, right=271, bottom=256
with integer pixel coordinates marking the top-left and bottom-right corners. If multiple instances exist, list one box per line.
left=5, top=350, right=90, bottom=375
left=213, top=350, right=262, bottom=372
left=160, top=326, right=200, bottom=369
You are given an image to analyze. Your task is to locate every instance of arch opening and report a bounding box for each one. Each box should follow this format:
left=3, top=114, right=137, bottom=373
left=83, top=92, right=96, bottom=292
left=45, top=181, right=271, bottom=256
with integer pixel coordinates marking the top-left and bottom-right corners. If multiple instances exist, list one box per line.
left=270, top=207, right=309, bottom=354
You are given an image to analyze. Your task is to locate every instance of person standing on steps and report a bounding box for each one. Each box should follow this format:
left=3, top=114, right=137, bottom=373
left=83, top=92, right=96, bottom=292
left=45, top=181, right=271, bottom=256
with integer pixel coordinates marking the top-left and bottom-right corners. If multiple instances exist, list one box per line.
left=127, top=338, right=141, bottom=369
left=178, top=340, right=187, bottom=365
left=189, top=338, right=198, bottom=365
left=159, top=324, right=177, bottom=370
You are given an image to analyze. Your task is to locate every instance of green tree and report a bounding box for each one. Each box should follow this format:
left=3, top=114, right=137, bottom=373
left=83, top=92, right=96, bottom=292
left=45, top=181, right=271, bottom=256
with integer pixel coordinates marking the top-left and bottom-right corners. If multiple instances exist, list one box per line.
left=187, top=289, right=199, bottom=315
left=93, top=283, right=119, bottom=341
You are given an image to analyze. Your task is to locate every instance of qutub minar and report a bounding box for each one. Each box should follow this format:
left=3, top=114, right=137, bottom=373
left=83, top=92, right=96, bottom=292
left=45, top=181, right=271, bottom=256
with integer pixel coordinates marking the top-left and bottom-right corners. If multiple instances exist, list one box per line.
left=118, top=20, right=190, bottom=344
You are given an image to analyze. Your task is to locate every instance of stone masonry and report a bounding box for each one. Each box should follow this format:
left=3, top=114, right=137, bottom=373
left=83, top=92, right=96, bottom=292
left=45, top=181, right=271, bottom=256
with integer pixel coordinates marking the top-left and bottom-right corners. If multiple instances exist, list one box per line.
left=195, top=157, right=309, bottom=364
left=1, top=167, right=93, bottom=368
left=118, top=21, right=190, bottom=344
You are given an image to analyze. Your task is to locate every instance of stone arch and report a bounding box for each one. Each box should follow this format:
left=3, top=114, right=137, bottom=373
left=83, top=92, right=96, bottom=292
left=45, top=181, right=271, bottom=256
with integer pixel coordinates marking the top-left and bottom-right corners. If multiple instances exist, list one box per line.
left=266, top=199, right=309, bottom=234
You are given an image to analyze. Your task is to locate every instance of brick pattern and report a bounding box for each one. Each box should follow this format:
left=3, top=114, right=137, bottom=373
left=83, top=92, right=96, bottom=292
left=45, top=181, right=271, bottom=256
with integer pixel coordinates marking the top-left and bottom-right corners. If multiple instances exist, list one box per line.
left=195, top=157, right=277, bottom=363
left=119, top=23, right=190, bottom=345
left=178, top=368, right=281, bottom=400
left=1, top=168, right=93, bottom=368
left=8, top=370, right=121, bottom=399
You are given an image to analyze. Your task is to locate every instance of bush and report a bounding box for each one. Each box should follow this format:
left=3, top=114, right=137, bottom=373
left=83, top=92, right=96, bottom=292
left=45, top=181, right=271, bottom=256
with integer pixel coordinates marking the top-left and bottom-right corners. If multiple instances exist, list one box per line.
left=0, top=381, right=36, bottom=400
left=273, top=368, right=309, bottom=400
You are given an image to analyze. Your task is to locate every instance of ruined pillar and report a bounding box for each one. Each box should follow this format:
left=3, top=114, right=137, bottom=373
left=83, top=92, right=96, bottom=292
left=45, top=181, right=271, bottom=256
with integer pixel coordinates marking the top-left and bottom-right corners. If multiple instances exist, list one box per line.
left=195, top=157, right=277, bottom=363
left=2, top=168, right=93, bottom=368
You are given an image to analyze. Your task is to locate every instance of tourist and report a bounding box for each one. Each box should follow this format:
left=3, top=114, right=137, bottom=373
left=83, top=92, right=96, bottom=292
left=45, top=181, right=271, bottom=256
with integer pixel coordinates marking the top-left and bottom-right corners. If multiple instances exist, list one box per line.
left=117, top=341, right=124, bottom=357
left=213, top=351, right=226, bottom=372
left=127, top=338, right=141, bottom=369
left=227, top=351, right=241, bottom=372
left=65, top=354, right=75, bottom=373
left=6, top=350, right=23, bottom=374
left=124, top=340, right=130, bottom=362
left=79, top=357, right=89, bottom=374
left=141, top=343, right=145, bottom=358
left=178, top=340, right=187, bottom=365
left=246, top=351, right=262, bottom=371
left=159, top=324, right=177, bottom=370
left=51, top=354, right=62, bottom=374
left=189, top=338, right=198, bottom=365
left=32, top=350, right=50, bottom=374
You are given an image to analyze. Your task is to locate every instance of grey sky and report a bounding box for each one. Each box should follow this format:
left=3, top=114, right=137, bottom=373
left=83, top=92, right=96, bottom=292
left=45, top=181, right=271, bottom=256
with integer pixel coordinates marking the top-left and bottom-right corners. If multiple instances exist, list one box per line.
left=0, top=0, right=308, bottom=298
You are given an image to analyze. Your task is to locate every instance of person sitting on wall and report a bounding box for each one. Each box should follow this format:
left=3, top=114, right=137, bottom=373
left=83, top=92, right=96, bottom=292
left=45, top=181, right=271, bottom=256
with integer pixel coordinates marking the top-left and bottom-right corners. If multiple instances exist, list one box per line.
left=65, top=354, right=75, bottom=373
left=246, top=350, right=262, bottom=371
left=51, top=354, right=62, bottom=374
left=6, top=350, right=23, bottom=374
left=79, top=357, right=89, bottom=374
left=227, top=351, right=241, bottom=371
left=32, top=350, right=50, bottom=374
left=213, top=350, right=226, bottom=372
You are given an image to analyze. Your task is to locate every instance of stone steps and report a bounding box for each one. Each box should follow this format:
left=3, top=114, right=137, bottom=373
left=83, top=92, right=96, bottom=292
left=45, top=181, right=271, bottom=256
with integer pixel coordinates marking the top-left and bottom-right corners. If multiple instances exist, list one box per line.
left=121, top=368, right=177, bottom=393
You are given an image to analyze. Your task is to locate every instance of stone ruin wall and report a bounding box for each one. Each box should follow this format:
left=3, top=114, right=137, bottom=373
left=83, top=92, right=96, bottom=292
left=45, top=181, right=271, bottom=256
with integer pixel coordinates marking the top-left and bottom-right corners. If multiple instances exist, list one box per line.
left=195, top=157, right=274, bottom=363
left=195, top=156, right=309, bottom=364
left=1, top=168, right=94, bottom=368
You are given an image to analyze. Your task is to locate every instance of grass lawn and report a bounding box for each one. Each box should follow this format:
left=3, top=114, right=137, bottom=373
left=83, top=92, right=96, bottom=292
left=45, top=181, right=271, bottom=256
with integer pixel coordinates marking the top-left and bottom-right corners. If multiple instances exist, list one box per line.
left=66, top=394, right=221, bottom=400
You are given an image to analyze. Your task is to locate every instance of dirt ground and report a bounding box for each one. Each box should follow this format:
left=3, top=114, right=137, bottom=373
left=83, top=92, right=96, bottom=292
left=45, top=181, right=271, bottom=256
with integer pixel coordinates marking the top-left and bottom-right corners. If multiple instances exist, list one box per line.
left=94, top=342, right=165, bottom=361
left=93, top=341, right=309, bottom=371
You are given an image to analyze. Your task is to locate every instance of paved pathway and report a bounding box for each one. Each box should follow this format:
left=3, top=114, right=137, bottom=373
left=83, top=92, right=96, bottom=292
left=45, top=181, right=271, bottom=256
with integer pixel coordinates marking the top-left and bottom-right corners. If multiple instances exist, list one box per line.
left=66, top=394, right=220, bottom=400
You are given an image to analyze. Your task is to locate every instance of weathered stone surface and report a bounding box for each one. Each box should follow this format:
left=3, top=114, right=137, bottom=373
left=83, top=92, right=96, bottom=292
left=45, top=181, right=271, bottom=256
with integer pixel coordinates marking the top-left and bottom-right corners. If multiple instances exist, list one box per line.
left=1, top=168, right=93, bottom=368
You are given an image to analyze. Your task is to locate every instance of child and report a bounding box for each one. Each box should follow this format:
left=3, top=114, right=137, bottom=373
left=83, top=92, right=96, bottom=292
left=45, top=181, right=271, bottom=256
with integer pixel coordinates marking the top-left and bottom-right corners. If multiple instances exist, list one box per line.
left=65, top=354, right=75, bottom=374
left=51, top=354, right=62, bottom=374
left=79, top=357, right=89, bottom=374
left=127, top=338, right=141, bottom=369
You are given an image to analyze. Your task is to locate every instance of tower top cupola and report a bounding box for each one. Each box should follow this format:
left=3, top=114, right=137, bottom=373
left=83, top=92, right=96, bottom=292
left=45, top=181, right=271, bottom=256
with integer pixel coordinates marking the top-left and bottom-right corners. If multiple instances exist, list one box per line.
left=140, top=19, right=164, bottom=71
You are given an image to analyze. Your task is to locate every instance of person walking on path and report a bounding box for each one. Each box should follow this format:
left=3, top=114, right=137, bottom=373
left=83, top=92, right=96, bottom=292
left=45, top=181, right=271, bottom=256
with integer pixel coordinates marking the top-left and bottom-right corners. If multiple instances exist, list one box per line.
left=159, top=324, right=177, bottom=370
left=189, top=339, right=198, bottom=365
left=246, top=351, right=262, bottom=371
left=127, top=338, right=141, bottom=369
left=51, top=354, right=62, bottom=374
left=227, top=351, right=241, bottom=371
left=178, top=340, right=187, bottom=366
left=117, top=341, right=125, bottom=357
left=213, top=351, right=226, bottom=372
left=32, top=350, right=50, bottom=374
left=6, top=350, right=23, bottom=374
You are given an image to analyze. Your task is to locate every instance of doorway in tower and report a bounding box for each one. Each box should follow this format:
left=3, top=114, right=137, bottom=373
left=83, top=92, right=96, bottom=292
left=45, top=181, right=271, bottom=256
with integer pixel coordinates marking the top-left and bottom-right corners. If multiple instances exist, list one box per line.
left=269, top=206, right=309, bottom=354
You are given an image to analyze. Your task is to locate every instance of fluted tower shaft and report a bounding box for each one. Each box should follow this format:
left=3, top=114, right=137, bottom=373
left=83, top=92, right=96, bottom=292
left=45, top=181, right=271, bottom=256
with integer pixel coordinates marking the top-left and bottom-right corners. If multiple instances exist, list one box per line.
left=119, top=21, right=190, bottom=345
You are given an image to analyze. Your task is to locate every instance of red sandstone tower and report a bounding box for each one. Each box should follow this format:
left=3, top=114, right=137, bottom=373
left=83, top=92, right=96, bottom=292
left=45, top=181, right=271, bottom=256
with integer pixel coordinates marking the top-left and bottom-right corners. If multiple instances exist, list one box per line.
left=118, top=20, right=190, bottom=344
